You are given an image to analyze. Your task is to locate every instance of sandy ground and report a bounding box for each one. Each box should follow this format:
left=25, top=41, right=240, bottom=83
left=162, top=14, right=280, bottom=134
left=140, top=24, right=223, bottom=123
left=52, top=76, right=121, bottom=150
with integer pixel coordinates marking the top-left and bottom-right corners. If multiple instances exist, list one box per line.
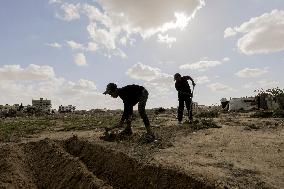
left=0, top=112, right=283, bottom=188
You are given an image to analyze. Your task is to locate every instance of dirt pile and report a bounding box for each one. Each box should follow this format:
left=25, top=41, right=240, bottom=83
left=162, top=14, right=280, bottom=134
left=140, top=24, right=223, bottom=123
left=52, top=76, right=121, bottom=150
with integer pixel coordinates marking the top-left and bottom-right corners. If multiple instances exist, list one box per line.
left=63, top=136, right=216, bottom=189
left=0, top=140, right=112, bottom=189
left=0, top=144, right=37, bottom=188
left=24, top=139, right=111, bottom=189
left=0, top=137, right=218, bottom=189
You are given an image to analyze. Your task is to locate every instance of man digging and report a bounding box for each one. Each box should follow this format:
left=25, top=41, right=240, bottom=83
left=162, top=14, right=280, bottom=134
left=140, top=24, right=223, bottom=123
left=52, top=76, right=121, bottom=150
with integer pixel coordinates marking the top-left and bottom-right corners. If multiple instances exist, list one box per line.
left=103, top=83, right=155, bottom=140
left=174, top=73, right=196, bottom=124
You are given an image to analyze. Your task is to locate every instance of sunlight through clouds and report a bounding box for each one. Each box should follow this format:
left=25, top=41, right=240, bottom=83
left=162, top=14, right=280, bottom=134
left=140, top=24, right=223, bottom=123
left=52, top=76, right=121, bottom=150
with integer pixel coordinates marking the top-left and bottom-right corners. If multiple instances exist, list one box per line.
left=50, top=0, right=205, bottom=53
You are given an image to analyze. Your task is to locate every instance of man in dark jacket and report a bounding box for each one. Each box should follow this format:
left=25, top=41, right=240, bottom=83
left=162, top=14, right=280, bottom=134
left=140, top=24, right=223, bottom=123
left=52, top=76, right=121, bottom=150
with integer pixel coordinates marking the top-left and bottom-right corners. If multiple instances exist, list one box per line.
left=103, top=83, right=154, bottom=137
left=174, top=73, right=196, bottom=124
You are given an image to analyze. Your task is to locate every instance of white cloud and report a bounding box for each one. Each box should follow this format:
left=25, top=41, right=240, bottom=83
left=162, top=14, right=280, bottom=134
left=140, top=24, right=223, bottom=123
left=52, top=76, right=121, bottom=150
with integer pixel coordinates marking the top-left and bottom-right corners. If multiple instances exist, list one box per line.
left=224, top=27, right=237, bottom=38
left=58, top=79, right=97, bottom=96
left=223, top=57, right=230, bottom=62
left=49, top=0, right=63, bottom=4
left=258, top=79, right=280, bottom=88
left=87, top=22, right=117, bottom=50
left=52, top=1, right=205, bottom=55
left=126, top=63, right=174, bottom=102
left=207, top=82, right=235, bottom=92
left=235, top=67, right=268, bottom=78
left=0, top=64, right=55, bottom=80
left=86, top=42, right=98, bottom=52
left=112, top=48, right=127, bottom=58
left=74, top=53, right=87, bottom=66
left=99, top=0, right=205, bottom=37
left=225, top=9, right=284, bottom=55
left=157, top=34, right=177, bottom=47
left=56, top=3, right=80, bottom=21
left=0, top=79, right=121, bottom=110
left=46, top=42, right=62, bottom=49
left=195, top=76, right=210, bottom=84
left=119, top=37, right=128, bottom=46
left=126, top=63, right=163, bottom=81
left=144, top=74, right=175, bottom=108
left=66, top=40, right=84, bottom=50
left=180, top=60, right=224, bottom=71
left=0, top=64, right=122, bottom=110
left=82, top=4, right=112, bottom=28
left=64, top=40, right=99, bottom=52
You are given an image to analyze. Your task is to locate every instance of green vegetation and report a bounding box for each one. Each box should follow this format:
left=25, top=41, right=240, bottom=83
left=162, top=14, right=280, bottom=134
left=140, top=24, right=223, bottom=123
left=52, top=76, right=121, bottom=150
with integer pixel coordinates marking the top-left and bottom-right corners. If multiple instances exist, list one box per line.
left=0, top=112, right=120, bottom=142
left=0, top=117, right=55, bottom=142
left=255, top=87, right=284, bottom=109
left=192, top=118, right=221, bottom=130
left=250, top=87, right=284, bottom=118
left=251, top=109, right=284, bottom=118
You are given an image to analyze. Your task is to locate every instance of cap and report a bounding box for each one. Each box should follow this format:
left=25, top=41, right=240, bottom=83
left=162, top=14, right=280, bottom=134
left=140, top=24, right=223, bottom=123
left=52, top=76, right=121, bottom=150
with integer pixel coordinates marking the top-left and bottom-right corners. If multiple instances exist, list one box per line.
left=103, top=83, right=117, bottom=95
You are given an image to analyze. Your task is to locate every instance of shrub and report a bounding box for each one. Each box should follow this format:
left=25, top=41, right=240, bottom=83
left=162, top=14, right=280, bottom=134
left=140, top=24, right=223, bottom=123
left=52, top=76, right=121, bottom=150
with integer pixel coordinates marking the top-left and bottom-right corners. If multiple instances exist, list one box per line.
left=251, top=111, right=273, bottom=118
left=255, top=87, right=284, bottom=109
left=273, top=109, right=284, bottom=118
left=192, top=118, right=221, bottom=130
left=251, top=110, right=284, bottom=118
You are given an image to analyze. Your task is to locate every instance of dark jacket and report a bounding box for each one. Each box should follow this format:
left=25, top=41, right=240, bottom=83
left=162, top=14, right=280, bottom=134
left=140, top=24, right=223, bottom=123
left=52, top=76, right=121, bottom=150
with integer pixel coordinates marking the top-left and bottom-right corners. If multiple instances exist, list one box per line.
left=118, top=85, right=145, bottom=121
left=175, top=76, right=193, bottom=94
left=118, top=85, right=145, bottom=106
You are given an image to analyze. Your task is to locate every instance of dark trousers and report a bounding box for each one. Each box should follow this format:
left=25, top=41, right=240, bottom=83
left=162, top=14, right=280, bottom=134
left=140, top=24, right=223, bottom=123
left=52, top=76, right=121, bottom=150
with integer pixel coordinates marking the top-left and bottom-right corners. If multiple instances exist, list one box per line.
left=178, top=94, right=192, bottom=122
left=124, top=89, right=151, bottom=133
left=138, top=89, right=151, bottom=133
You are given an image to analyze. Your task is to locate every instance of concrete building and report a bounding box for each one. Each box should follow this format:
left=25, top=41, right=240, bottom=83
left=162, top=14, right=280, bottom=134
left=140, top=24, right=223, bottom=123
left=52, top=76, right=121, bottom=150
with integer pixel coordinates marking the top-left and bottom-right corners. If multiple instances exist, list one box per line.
left=225, top=95, right=283, bottom=111
left=32, top=98, right=52, bottom=112
left=58, top=105, right=76, bottom=113
left=228, top=97, right=257, bottom=111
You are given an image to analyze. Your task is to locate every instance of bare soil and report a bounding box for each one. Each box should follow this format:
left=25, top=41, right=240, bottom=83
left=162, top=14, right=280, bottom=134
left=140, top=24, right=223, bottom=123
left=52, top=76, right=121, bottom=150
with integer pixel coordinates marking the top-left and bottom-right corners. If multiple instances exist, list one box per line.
left=0, top=112, right=283, bottom=189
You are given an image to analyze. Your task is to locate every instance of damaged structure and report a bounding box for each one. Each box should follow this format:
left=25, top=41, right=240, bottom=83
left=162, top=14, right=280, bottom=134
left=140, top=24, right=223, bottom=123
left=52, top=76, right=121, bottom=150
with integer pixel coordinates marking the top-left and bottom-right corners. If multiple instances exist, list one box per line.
left=221, top=95, right=283, bottom=111
left=32, top=98, right=52, bottom=112
left=58, top=105, right=76, bottom=113
left=228, top=97, right=257, bottom=111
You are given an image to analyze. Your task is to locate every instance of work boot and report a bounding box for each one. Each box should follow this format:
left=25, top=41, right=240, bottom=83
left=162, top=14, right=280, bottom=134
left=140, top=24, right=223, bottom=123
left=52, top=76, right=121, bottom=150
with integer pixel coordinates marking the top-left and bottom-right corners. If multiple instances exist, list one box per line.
left=120, top=128, right=133, bottom=136
left=184, top=119, right=193, bottom=124
left=143, top=132, right=155, bottom=143
left=146, top=132, right=155, bottom=139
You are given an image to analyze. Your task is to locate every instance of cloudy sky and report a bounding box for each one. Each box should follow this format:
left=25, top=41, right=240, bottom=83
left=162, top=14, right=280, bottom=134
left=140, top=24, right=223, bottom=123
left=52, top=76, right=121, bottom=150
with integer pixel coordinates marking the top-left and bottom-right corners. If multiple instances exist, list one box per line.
left=0, top=0, right=283, bottom=109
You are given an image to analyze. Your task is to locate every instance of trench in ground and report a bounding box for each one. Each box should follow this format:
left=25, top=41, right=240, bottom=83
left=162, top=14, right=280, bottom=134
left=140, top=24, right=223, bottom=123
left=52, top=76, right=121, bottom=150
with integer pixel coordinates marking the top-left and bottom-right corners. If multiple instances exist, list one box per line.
left=0, top=137, right=218, bottom=189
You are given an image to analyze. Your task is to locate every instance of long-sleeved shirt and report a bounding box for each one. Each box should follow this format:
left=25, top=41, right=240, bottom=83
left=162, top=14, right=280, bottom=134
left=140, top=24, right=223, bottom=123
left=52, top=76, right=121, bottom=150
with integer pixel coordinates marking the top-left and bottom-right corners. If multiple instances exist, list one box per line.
left=175, top=76, right=194, bottom=94
left=118, top=85, right=145, bottom=121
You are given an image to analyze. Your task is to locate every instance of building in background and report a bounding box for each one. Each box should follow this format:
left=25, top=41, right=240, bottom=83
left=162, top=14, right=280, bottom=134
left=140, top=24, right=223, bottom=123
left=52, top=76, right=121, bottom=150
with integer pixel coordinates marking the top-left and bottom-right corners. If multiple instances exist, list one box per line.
left=58, top=105, right=76, bottom=113
left=228, top=97, right=256, bottom=111
left=32, top=98, right=52, bottom=112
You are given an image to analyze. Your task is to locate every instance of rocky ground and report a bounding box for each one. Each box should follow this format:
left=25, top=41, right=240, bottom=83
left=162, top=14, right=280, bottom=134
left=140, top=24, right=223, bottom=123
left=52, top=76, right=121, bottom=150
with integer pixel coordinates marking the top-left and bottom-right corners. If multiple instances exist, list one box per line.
left=0, top=110, right=283, bottom=188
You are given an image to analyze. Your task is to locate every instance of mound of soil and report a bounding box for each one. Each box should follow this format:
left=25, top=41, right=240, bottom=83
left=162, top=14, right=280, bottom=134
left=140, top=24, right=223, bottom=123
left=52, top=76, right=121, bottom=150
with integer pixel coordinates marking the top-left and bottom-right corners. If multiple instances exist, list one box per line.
left=63, top=136, right=216, bottom=189
left=0, top=140, right=111, bottom=189
left=0, top=136, right=217, bottom=189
